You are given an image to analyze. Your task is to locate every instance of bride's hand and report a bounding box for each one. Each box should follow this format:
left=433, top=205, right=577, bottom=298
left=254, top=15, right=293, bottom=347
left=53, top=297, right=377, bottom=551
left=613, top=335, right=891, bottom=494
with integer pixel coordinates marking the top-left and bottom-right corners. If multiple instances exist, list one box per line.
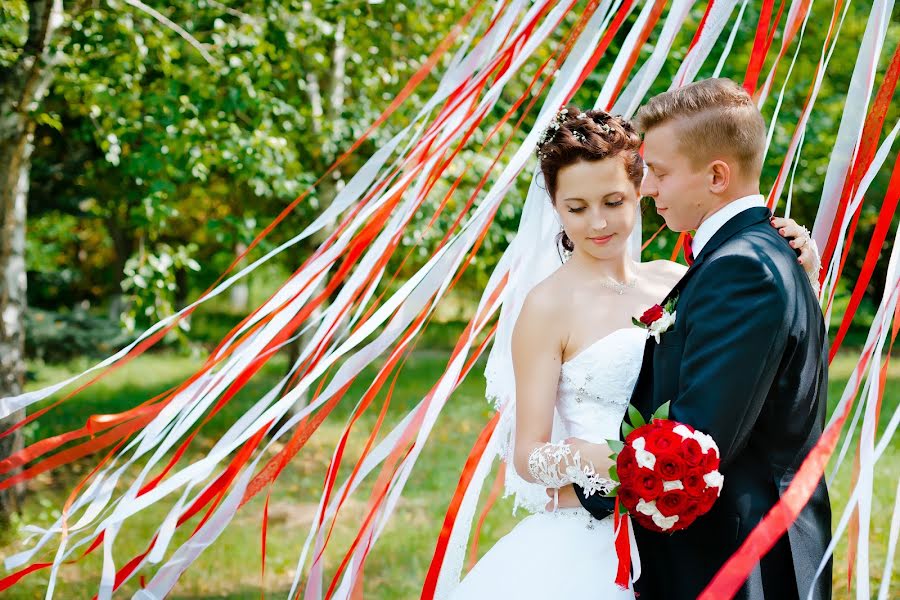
left=771, top=216, right=822, bottom=295
left=546, top=485, right=581, bottom=510
left=770, top=216, right=820, bottom=273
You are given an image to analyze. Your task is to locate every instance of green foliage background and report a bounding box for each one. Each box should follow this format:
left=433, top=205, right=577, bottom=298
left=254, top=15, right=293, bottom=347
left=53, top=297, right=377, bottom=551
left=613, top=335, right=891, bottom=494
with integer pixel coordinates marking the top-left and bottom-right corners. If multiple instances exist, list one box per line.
left=0, top=1, right=897, bottom=347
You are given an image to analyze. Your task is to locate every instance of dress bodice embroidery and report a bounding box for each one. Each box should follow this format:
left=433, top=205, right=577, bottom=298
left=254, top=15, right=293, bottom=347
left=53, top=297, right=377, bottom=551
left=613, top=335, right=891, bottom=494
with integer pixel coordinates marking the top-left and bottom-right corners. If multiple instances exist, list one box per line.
left=556, top=327, right=646, bottom=445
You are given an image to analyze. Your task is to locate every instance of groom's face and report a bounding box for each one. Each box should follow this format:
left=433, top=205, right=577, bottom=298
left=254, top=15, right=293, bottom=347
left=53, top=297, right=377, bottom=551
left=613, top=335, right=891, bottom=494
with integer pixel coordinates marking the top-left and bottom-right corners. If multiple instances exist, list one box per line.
left=640, top=121, right=709, bottom=232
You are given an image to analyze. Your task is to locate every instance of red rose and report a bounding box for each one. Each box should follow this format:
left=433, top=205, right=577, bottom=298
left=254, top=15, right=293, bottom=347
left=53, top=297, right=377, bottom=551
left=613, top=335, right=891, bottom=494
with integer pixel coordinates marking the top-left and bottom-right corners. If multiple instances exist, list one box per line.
left=682, top=498, right=701, bottom=519
left=673, top=512, right=698, bottom=532
left=702, top=448, right=720, bottom=471
left=654, top=452, right=687, bottom=481
left=681, top=470, right=707, bottom=497
left=631, top=471, right=664, bottom=501
left=681, top=438, right=704, bottom=466
left=617, top=486, right=641, bottom=512
left=689, top=463, right=709, bottom=476
left=677, top=502, right=701, bottom=530
left=646, top=428, right=681, bottom=455
left=639, top=304, right=664, bottom=326
left=634, top=513, right=657, bottom=532
left=617, top=446, right=637, bottom=479
left=625, top=427, right=643, bottom=445
left=656, top=490, right=690, bottom=517
left=698, top=486, right=719, bottom=513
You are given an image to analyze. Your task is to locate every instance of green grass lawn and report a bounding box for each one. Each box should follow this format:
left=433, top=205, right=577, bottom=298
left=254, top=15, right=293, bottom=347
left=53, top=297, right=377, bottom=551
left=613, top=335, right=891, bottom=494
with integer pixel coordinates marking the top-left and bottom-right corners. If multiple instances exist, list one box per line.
left=0, top=349, right=897, bottom=598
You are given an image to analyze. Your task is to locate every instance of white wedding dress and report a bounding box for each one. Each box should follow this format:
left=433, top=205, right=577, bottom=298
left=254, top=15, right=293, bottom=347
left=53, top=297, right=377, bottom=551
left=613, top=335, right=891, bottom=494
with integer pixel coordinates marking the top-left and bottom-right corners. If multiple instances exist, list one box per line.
left=449, top=326, right=645, bottom=599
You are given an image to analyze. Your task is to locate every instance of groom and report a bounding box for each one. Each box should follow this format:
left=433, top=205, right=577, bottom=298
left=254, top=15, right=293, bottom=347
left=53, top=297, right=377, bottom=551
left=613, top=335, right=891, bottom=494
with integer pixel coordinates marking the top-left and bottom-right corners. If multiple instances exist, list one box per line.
left=567, top=78, right=832, bottom=599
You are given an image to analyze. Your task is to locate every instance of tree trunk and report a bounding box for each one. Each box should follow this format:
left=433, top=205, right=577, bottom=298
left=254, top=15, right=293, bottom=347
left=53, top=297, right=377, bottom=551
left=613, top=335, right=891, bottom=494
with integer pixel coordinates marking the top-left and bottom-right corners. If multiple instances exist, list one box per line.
left=0, top=0, right=63, bottom=528
left=229, top=242, right=250, bottom=313
left=274, top=16, right=349, bottom=434
left=103, top=207, right=134, bottom=321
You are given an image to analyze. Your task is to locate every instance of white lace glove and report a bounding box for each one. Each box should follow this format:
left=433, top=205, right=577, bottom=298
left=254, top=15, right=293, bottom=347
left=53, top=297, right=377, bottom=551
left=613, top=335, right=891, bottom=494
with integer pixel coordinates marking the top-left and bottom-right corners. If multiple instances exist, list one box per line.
left=805, top=238, right=822, bottom=296
left=795, top=226, right=822, bottom=296
left=527, top=441, right=617, bottom=500
left=773, top=218, right=822, bottom=297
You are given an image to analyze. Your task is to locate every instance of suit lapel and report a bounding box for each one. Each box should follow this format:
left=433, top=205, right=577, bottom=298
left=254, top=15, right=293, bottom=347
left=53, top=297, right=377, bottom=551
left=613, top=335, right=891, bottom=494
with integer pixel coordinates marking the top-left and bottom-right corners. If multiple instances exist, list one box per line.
left=629, top=206, right=774, bottom=417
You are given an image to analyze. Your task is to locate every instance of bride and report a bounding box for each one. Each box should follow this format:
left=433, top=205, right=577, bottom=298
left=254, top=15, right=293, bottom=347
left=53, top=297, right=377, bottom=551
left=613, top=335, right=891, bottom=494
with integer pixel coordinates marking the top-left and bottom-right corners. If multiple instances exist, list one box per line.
left=446, top=107, right=819, bottom=598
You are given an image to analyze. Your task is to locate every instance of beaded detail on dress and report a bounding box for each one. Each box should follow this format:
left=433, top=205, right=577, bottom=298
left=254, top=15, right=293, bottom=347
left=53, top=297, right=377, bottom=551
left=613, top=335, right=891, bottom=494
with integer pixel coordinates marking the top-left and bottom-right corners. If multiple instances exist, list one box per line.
left=556, top=327, right=646, bottom=446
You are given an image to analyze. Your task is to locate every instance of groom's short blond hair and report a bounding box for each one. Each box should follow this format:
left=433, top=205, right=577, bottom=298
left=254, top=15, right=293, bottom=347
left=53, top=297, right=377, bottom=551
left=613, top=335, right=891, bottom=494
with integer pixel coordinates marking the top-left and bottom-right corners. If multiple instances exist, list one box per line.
left=635, top=78, right=766, bottom=179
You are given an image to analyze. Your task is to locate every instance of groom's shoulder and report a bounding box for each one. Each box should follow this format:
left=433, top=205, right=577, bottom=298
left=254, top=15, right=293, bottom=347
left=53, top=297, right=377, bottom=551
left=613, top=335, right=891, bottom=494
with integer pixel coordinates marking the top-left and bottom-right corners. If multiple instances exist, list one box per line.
left=719, top=220, right=798, bottom=267
left=702, top=224, right=798, bottom=287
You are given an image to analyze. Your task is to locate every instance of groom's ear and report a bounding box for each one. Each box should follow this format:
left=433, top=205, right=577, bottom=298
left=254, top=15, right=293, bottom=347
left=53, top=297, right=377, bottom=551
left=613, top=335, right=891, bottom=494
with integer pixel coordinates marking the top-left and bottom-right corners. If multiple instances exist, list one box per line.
left=707, top=160, right=731, bottom=194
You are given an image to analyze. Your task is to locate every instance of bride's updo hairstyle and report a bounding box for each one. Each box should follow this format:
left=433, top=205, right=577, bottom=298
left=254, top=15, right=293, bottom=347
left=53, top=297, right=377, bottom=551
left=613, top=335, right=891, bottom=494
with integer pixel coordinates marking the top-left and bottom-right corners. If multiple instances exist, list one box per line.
left=536, top=106, right=643, bottom=253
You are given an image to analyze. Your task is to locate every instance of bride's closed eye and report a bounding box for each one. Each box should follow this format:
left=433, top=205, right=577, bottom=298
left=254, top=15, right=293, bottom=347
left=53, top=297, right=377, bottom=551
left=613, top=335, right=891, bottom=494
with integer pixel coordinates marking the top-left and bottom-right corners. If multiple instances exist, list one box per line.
left=568, top=207, right=586, bottom=213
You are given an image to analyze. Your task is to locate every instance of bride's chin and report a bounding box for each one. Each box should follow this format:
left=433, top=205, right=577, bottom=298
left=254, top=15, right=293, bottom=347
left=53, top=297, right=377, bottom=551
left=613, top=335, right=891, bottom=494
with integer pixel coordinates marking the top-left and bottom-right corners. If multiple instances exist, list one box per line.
left=577, top=244, right=628, bottom=260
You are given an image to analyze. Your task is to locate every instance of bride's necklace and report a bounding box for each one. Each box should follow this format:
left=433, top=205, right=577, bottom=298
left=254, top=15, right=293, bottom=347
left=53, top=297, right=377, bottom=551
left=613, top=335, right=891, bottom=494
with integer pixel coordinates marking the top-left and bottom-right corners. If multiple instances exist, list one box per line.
left=598, top=275, right=638, bottom=295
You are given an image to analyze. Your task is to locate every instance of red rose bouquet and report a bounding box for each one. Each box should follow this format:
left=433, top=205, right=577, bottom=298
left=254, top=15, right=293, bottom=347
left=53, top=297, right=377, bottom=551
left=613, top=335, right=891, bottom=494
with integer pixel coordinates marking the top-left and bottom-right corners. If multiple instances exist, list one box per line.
left=609, top=402, right=724, bottom=533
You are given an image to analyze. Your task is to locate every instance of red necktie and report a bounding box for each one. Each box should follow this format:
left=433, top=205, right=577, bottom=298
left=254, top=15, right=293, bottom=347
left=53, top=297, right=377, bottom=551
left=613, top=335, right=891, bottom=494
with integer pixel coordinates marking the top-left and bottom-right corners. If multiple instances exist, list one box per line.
left=683, top=232, right=695, bottom=266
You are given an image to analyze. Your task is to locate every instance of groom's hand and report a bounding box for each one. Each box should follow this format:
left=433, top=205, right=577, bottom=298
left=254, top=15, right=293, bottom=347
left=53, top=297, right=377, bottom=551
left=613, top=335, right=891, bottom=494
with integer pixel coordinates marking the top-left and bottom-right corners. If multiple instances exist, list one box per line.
left=546, top=484, right=581, bottom=510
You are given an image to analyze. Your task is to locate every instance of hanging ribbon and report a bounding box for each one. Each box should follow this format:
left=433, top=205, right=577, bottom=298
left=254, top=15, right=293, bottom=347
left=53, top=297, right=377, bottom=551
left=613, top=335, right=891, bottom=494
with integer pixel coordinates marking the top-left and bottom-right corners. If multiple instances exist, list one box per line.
left=613, top=497, right=632, bottom=589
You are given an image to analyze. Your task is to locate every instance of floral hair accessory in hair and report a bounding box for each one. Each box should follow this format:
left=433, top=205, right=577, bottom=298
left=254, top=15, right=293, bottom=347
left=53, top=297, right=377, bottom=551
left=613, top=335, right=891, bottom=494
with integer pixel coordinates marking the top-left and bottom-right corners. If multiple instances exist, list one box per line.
left=596, top=120, right=612, bottom=135
left=535, top=107, right=573, bottom=159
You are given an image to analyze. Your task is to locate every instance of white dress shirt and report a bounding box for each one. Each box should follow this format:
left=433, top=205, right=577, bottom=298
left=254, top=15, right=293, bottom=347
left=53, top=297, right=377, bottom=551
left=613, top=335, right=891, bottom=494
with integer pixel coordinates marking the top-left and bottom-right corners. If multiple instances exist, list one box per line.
left=691, top=194, right=766, bottom=257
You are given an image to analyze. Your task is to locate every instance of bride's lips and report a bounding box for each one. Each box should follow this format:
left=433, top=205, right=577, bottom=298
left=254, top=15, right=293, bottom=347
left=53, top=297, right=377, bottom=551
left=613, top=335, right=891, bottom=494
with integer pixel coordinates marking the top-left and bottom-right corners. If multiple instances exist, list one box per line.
left=588, top=234, right=614, bottom=245
left=656, top=206, right=668, bottom=213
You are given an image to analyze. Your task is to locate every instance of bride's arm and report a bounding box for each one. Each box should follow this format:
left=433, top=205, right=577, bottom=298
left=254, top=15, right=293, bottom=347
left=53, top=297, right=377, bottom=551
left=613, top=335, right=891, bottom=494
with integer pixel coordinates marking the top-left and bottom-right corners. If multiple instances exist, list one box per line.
left=511, top=290, right=615, bottom=499
left=510, top=290, right=563, bottom=481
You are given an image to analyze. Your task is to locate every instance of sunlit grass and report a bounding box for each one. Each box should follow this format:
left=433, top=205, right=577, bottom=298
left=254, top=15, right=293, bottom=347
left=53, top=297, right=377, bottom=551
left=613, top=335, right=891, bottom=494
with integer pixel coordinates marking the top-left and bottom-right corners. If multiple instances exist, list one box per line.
left=0, top=349, right=895, bottom=598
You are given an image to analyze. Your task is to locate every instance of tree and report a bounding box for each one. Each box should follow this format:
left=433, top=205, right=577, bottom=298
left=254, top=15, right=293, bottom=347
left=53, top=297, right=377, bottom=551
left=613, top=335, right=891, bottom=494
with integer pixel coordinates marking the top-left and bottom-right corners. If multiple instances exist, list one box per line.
left=0, top=0, right=217, bottom=525
left=0, top=0, right=63, bottom=527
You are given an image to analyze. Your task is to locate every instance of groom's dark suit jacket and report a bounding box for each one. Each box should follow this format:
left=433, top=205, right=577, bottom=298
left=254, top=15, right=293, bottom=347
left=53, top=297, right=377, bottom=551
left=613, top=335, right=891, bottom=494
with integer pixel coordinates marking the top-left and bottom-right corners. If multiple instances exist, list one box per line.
left=575, top=207, right=832, bottom=600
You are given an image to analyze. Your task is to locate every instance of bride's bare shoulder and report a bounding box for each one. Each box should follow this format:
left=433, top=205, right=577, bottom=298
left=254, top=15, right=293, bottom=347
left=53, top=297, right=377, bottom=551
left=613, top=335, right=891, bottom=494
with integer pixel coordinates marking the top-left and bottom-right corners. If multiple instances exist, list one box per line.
left=516, top=269, right=576, bottom=331
left=641, top=259, right=687, bottom=288
left=520, top=269, right=570, bottom=316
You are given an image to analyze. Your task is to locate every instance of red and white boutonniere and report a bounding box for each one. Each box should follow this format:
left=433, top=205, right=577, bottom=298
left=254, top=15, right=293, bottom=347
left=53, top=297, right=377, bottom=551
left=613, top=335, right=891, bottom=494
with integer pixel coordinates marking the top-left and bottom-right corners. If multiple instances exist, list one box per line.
left=633, top=296, right=678, bottom=343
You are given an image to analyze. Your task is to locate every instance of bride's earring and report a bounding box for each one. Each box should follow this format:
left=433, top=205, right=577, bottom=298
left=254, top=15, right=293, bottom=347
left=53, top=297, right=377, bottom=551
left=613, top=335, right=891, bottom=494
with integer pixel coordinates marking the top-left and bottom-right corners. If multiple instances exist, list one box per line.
left=558, top=228, right=574, bottom=262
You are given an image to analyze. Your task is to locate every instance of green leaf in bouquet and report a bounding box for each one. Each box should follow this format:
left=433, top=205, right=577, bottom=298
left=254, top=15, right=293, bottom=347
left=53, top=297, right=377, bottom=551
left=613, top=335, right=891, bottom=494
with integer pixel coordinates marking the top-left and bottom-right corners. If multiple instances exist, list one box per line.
left=607, top=439, right=625, bottom=453
left=627, top=404, right=646, bottom=429
left=608, top=465, right=618, bottom=481
left=622, top=421, right=635, bottom=438
left=652, top=400, right=671, bottom=422
left=631, top=317, right=645, bottom=328
left=604, top=487, right=619, bottom=498
left=618, top=501, right=629, bottom=515
left=664, top=295, right=679, bottom=313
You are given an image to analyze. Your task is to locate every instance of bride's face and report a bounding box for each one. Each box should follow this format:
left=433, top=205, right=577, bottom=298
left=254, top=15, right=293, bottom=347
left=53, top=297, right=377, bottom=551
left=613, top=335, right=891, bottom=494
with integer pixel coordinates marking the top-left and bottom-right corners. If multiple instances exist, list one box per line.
left=553, top=156, right=640, bottom=261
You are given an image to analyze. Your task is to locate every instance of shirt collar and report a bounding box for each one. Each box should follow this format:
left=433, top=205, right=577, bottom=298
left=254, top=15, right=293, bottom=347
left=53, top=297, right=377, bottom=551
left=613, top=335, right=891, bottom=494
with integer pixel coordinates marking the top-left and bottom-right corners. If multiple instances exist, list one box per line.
left=691, top=194, right=766, bottom=257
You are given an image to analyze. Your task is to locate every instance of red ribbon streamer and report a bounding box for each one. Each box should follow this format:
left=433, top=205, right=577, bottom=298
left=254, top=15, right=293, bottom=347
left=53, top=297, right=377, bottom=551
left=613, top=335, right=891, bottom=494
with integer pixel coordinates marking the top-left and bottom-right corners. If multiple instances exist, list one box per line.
left=421, top=411, right=502, bottom=599
left=823, top=39, right=900, bottom=335
left=829, top=150, right=900, bottom=361
left=743, top=0, right=777, bottom=94
left=614, top=496, right=632, bottom=589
